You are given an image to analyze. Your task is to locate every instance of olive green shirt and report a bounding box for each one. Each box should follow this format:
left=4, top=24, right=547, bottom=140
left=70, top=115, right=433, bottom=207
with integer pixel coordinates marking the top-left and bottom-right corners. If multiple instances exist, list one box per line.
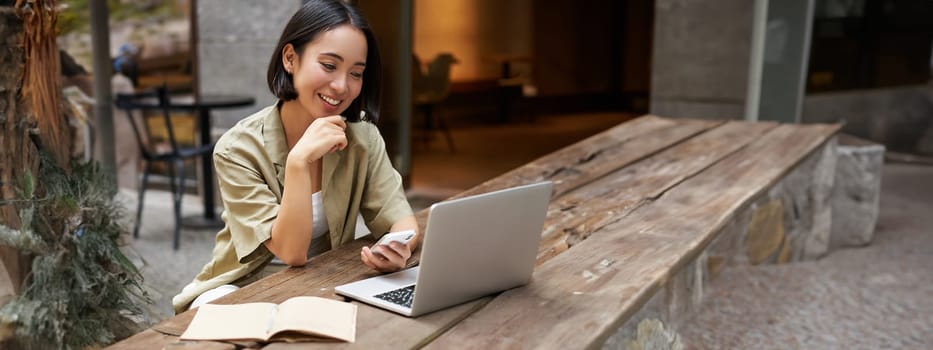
left=172, top=104, right=412, bottom=313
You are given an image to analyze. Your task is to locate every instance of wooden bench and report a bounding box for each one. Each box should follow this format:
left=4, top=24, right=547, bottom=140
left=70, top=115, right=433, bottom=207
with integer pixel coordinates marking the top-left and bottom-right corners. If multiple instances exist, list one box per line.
left=107, top=116, right=840, bottom=349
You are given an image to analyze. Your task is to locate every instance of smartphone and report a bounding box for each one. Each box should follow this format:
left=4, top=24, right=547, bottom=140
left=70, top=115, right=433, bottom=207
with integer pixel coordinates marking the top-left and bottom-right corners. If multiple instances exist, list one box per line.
left=374, top=229, right=416, bottom=247
left=371, top=230, right=416, bottom=260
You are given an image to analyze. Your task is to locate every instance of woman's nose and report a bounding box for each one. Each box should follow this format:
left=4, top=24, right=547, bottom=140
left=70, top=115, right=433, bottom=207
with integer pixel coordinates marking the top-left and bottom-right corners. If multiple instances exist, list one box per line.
left=330, top=75, right=347, bottom=94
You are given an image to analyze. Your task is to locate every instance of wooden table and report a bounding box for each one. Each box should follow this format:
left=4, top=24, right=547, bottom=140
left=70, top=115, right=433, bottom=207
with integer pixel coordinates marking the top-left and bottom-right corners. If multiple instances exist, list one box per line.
left=108, top=116, right=839, bottom=349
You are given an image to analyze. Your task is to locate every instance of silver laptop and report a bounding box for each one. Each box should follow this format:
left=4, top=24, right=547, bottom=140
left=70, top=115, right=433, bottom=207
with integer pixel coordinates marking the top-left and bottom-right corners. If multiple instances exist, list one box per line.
left=335, top=181, right=553, bottom=317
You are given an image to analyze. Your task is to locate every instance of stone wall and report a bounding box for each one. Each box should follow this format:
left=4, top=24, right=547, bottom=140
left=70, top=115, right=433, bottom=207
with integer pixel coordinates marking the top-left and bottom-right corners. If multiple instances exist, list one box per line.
left=601, top=135, right=885, bottom=349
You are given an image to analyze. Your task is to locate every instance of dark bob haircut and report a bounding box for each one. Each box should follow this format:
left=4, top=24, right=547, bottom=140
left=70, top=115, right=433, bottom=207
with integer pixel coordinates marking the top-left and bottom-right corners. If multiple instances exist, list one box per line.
left=267, top=0, right=381, bottom=123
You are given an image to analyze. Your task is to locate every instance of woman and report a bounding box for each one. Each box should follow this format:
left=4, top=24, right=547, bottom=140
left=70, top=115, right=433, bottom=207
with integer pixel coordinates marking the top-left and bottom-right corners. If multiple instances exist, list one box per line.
left=173, top=0, right=419, bottom=314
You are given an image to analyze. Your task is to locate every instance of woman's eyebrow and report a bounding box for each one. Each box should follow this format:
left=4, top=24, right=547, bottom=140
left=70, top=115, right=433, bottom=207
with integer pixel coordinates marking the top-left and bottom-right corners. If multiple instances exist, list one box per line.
left=321, top=52, right=366, bottom=67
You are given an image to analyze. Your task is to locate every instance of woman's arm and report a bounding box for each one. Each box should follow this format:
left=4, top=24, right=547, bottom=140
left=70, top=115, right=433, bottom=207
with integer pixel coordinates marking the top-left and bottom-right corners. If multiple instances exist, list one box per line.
left=264, top=158, right=316, bottom=266
left=356, top=123, right=418, bottom=272
left=265, top=115, right=347, bottom=266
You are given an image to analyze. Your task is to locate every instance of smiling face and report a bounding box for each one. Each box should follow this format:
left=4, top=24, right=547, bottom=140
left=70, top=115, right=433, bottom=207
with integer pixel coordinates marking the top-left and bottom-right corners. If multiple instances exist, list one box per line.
left=282, top=24, right=368, bottom=119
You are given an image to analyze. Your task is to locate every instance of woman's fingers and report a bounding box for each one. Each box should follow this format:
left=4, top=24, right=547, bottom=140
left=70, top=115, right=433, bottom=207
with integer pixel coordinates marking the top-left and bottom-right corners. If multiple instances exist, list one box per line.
left=329, top=117, right=348, bottom=151
left=316, top=117, right=347, bottom=152
left=387, top=241, right=412, bottom=260
left=361, top=247, right=394, bottom=272
left=320, top=115, right=347, bottom=130
left=361, top=245, right=407, bottom=272
left=298, top=119, right=347, bottom=158
left=375, top=244, right=403, bottom=262
left=378, top=243, right=410, bottom=270
left=360, top=248, right=378, bottom=269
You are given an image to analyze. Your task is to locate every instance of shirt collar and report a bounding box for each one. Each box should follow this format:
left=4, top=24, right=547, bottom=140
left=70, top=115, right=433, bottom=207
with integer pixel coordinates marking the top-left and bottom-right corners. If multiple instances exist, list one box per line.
left=263, top=103, right=289, bottom=186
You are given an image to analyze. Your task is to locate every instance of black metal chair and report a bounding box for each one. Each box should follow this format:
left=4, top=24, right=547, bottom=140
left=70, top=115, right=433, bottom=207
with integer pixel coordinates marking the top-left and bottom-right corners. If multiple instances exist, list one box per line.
left=115, top=86, right=214, bottom=250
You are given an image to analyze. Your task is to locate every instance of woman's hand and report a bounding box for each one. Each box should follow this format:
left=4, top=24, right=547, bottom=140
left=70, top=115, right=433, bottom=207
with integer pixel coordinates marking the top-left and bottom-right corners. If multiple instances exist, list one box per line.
left=361, top=241, right=412, bottom=273
left=289, top=115, right=348, bottom=163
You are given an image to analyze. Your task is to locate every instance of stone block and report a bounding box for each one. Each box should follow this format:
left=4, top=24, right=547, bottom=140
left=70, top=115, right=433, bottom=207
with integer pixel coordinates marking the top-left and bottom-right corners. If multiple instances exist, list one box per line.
left=764, top=138, right=836, bottom=261
left=745, top=200, right=785, bottom=264
left=604, top=251, right=707, bottom=349
left=804, top=138, right=837, bottom=259
left=614, top=318, right=684, bottom=350
left=729, top=139, right=837, bottom=264
left=664, top=253, right=706, bottom=327
left=605, top=290, right=665, bottom=349
left=830, top=134, right=884, bottom=249
left=708, top=204, right=752, bottom=268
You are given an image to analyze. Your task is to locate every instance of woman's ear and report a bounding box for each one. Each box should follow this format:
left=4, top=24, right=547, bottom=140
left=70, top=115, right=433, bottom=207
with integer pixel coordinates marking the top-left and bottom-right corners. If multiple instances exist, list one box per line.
left=282, top=44, right=297, bottom=74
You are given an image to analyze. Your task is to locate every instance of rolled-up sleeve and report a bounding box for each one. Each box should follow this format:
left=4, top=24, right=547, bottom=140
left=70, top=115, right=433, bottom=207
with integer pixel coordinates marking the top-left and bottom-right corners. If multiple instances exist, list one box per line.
left=214, top=152, right=278, bottom=262
left=360, top=127, right=413, bottom=236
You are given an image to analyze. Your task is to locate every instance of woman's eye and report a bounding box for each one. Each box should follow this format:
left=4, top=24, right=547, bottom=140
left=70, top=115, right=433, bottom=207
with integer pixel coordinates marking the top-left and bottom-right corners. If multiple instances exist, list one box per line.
left=321, top=63, right=336, bottom=71
left=350, top=72, right=363, bottom=79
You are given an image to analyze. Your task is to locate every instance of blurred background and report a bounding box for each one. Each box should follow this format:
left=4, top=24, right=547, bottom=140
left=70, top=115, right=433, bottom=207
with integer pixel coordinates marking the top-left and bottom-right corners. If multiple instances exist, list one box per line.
left=56, top=0, right=933, bottom=199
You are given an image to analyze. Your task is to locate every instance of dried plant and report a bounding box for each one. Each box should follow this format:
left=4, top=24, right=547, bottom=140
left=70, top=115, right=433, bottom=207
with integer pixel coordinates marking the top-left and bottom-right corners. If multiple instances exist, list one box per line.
left=0, top=153, right=151, bottom=350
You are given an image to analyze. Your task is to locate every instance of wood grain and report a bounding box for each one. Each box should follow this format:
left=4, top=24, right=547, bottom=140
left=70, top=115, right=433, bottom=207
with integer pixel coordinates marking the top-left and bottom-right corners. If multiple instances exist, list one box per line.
left=412, top=116, right=720, bottom=232
left=425, top=123, right=840, bottom=349
left=534, top=121, right=778, bottom=265
left=415, top=115, right=681, bottom=224
left=460, top=116, right=717, bottom=196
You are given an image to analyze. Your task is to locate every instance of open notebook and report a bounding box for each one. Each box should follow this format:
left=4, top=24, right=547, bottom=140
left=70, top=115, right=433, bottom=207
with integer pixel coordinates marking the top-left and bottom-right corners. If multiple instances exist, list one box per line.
left=180, top=296, right=356, bottom=343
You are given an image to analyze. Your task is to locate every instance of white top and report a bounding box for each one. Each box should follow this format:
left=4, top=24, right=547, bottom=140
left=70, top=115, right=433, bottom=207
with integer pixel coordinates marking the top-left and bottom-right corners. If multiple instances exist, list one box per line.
left=270, top=191, right=329, bottom=264
left=310, top=191, right=328, bottom=238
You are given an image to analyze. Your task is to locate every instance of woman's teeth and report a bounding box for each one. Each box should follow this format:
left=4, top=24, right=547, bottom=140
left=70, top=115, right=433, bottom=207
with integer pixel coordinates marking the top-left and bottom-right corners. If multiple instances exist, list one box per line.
left=319, top=94, right=341, bottom=106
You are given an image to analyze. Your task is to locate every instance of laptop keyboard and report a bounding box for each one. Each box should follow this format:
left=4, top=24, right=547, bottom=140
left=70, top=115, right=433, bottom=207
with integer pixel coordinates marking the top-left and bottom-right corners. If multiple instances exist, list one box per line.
left=374, top=285, right=415, bottom=308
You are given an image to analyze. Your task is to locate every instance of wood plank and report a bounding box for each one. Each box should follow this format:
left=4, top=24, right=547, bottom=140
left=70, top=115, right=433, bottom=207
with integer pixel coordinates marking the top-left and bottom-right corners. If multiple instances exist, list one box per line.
left=464, top=116, right=719, bottom=197
left=534, top=120, right=778, bottom=265
left=413, top=116, right=721, bottom=226
left=425, top=123, right=840, bottom=349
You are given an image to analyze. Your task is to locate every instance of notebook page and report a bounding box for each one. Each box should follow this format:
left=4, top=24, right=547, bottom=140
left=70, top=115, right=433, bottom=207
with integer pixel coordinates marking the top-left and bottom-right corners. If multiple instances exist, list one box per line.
left=180, top=302, right=277, bottom=341
left=270, top=296, right=357, bottom=343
